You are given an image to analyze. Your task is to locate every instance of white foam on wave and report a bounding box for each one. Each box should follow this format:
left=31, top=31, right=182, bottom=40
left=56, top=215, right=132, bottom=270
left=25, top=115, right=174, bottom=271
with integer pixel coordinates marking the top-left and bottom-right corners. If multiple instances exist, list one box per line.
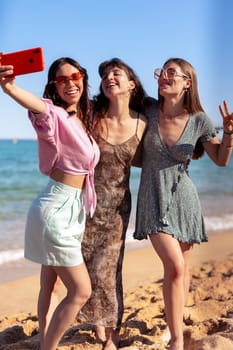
left=0, top=249, right=24, bottom=265
left=204, top=214, right=233, bottom=231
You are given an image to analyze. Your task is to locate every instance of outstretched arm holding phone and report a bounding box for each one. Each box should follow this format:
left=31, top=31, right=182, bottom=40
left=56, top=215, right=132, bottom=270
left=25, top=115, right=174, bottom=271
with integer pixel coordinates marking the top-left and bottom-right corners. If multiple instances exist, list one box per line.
left=0, top=58, right=45, bottom=113
left=1, top=47, right=44, bottom=75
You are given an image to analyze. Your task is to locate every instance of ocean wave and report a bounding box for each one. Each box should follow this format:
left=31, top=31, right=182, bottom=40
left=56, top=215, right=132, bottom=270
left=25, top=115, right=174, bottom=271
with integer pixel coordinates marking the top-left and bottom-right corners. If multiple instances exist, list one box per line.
left=0, top=249, right=24, bottom=265
left=204, top=214, right=233, bottom=232
left=1, top=214, right=233, bottom=266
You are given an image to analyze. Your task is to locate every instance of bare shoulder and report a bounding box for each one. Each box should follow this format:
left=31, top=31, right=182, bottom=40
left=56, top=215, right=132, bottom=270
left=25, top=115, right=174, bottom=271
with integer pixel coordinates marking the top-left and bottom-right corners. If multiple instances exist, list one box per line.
left=137, top=113, right=147, bottom=139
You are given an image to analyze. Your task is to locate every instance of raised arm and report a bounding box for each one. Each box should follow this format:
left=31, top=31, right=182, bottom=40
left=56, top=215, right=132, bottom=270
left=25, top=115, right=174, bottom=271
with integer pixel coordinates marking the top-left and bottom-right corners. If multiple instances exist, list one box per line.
left=0, top=62, right=45, bottom=113
left=204, top=100, right=233, bottom=166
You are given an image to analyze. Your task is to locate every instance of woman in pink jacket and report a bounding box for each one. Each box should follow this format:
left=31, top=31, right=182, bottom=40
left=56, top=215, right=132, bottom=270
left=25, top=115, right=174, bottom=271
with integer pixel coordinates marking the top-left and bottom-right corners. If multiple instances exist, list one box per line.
left=0, top=56, right=100, bottom=350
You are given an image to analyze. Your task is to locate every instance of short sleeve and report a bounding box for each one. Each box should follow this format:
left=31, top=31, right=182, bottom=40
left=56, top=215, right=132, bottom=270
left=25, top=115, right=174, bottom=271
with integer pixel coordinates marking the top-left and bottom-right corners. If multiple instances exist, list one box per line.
left=198, top=113, right=217, bottom=143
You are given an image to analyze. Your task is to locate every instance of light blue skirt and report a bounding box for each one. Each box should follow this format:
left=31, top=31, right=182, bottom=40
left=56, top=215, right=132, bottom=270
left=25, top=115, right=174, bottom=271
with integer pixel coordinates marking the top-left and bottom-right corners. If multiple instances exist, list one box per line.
left=24, top=179, right=86, bottom=266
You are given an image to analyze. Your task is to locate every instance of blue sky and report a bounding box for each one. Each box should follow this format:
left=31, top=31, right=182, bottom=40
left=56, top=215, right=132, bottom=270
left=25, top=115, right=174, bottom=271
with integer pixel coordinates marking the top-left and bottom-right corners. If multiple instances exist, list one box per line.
left=1, top=0, right=233, bottom=139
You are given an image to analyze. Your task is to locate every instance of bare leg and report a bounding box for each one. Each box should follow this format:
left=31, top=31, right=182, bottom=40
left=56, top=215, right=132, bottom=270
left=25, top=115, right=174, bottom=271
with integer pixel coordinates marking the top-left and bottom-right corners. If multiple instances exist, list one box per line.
left=41, top=263, right=91, bottom=350
left=150, top=233, right=191, bottom=350
left=95, top=325, right=119, bottom=349
left=104, top=327, right=119, bottom=350
left=160, top=242, right=192, bottom=347
left=95, top=325, right=106, bottom=342
left=180, top=242, right=192, bottom=304
left=38, top=266, right=61, bottom=345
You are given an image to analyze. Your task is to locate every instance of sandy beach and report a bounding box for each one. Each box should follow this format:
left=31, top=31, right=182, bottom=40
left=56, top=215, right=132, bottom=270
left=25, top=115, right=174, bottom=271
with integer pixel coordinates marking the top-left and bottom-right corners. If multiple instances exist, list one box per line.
left=0, top=231, right=233, bottom=349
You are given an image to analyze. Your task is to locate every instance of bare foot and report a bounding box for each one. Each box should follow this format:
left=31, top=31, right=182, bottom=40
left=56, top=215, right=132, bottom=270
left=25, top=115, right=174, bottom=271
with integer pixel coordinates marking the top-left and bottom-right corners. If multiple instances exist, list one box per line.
left=104, top=329, right=119, bottom=350
left=161, top=327, right=171, bottom=343
left=104, top=339, right=119, bottom=350
left=168, top=339, right=184, bottom=350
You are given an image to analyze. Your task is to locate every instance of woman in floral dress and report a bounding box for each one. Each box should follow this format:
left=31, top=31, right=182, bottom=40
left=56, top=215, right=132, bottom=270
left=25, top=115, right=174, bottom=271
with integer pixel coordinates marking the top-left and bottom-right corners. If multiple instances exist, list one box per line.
left=79, top=58, right=147, bottom=350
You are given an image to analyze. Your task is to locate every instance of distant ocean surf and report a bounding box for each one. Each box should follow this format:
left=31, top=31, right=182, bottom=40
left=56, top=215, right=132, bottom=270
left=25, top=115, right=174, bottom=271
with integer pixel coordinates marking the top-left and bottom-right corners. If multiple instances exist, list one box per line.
left=1, top=138, right=233, bottom=270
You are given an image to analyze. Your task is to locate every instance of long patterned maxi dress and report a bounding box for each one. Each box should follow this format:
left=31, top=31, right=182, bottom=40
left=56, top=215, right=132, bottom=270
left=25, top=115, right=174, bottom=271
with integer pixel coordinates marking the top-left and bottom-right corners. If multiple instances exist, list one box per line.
left=79, top=121, right=140, bottom=328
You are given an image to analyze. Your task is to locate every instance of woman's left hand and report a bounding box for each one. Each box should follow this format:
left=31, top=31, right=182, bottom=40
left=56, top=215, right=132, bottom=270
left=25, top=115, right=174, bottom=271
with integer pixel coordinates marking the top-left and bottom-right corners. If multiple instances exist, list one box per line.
left=219, top=100, right=233, bottom=134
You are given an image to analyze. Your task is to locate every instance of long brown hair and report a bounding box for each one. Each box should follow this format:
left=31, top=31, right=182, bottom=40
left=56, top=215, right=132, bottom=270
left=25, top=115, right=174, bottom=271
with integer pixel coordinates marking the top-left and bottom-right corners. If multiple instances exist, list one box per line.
left=159, top=58, right=205, bottom=159
left=93, top=58, right=147, bottom=128
left=43, top=57, right=92, bottom=133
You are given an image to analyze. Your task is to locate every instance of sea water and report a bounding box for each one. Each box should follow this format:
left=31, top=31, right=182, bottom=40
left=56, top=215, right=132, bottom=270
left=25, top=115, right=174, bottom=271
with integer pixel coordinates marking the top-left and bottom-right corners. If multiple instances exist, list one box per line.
left=0, top=139, right=233, bottom=281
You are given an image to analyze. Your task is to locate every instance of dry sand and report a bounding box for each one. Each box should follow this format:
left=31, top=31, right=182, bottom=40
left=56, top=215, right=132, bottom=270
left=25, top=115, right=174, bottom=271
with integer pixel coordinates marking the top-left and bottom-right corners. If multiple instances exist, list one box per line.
left=0, top=231, right=233, bottom=349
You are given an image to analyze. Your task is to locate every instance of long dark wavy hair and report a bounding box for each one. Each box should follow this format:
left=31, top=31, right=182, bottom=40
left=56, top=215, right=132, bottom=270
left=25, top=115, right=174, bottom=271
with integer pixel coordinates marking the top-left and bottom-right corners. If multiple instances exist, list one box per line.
left=93, top=58, right=148, bottom=123
left=159, top=57, right=206, bottom=160
left=43, top=57, right=92, bottom=133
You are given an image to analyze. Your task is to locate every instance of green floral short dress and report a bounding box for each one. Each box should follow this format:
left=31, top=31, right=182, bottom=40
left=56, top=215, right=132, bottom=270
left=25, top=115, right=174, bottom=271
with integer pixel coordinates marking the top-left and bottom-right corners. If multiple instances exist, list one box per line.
left=134, top=102, right=217, bottom=244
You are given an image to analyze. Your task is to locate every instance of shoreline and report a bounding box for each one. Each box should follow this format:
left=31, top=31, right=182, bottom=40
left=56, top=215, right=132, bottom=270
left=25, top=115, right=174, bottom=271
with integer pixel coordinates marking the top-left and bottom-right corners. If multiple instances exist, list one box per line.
left=0, top=228, right=231, bottom=285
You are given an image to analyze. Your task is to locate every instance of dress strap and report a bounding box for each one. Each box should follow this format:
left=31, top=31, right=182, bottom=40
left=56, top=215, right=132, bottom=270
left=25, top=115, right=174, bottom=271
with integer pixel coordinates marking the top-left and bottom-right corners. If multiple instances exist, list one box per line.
left=135, top=113, right=140, bottom=137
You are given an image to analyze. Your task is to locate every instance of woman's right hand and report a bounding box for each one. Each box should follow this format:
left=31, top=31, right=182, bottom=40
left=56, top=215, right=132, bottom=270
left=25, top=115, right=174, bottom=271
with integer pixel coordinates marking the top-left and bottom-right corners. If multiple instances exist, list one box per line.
left=0, top=53, right=15, bottom=91
left=0, top=53, right=45, bottom=113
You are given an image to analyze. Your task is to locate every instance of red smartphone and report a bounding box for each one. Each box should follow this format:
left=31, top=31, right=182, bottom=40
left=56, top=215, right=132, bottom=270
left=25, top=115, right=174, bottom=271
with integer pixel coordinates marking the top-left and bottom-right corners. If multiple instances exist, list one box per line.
left=1, top=47, right=45, bottom=76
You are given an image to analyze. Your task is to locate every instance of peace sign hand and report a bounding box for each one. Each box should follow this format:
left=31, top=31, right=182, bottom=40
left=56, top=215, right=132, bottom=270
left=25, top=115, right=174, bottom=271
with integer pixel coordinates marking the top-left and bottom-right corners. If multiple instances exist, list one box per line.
left=219, top=100, right=233, bottom=134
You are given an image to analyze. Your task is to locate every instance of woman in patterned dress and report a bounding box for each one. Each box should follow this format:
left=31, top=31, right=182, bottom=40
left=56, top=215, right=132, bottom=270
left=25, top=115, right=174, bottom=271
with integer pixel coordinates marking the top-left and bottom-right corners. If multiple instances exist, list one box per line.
left=79, top=58, right=147, bottom=349
left=134, top=58, right=233, bottom=350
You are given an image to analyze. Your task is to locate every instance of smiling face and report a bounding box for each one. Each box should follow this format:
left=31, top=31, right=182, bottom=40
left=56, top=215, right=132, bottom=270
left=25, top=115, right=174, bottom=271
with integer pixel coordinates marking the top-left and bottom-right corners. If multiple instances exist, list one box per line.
left=101, top=65, right=135, bottom=99
left=158, top=62, right=191, bottom=99
left=54, top=63, right=84, bottom=109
